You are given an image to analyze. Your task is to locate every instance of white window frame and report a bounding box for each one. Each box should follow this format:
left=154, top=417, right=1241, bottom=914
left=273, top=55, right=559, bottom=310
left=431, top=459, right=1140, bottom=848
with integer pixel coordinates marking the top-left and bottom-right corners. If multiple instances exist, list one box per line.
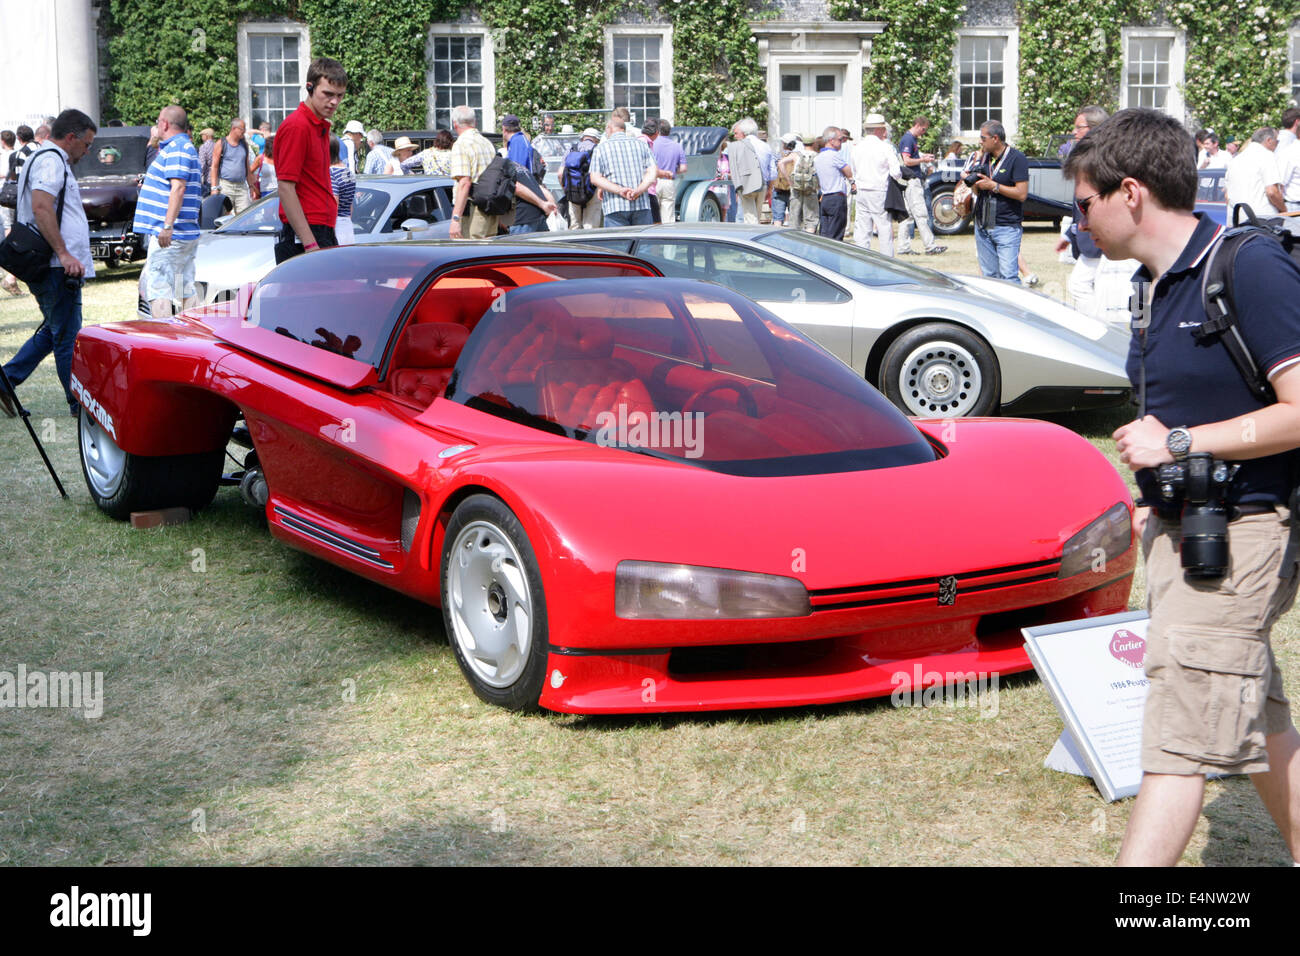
left=604, top=25, right=674, bottom=124
left=237, top=21, right=311, bottom=131
left=426, top=24, right=496, bottom=133
left=1120, top=27, right=1185, bottom=119
left=951, top=28, right=1018, bottom=140
left=1291, top=28, right=1300, bottom=104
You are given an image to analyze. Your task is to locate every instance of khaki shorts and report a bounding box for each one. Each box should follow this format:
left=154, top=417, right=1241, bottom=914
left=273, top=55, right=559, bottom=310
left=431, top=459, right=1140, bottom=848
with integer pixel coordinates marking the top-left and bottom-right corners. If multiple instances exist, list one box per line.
left=463, top=206, right=498, bottom=239
left=1141, top=507, right=1296, bottom=775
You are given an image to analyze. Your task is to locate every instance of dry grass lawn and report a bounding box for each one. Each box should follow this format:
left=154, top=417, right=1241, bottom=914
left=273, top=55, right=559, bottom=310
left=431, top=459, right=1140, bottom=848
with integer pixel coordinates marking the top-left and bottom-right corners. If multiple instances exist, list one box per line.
left=0, top=233, right=1295, bottom=866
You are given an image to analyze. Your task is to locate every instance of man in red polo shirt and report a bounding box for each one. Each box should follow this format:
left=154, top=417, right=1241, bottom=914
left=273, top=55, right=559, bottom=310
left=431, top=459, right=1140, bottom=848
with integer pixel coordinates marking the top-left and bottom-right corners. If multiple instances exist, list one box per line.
left=274, top=57, right=347, bottom=263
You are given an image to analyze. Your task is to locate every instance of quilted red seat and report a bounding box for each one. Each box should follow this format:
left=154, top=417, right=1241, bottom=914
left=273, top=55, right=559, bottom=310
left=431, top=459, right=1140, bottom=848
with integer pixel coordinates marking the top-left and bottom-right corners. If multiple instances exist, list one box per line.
left=411, top=285, right=502, bottom=331
left=538, top=359, right=656, bottom=432
left=388, top=322, right=470, bottom=407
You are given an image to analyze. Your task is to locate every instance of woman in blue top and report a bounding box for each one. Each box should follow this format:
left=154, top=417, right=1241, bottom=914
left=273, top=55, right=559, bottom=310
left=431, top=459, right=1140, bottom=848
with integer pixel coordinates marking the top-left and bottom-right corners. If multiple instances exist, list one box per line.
left=329, top=135, right=357, bottom=245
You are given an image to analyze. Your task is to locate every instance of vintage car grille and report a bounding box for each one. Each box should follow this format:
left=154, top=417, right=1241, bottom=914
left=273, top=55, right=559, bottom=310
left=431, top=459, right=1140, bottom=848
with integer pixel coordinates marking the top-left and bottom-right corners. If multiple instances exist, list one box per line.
left=808, top=558, right=1061, bottom=612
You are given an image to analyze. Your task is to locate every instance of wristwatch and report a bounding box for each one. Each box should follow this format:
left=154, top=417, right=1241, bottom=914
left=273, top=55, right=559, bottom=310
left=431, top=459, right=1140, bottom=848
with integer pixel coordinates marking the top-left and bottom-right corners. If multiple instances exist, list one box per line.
left=451, top=215, right=461, bottom=222
left=1166, top=427, right=1193, bottom=461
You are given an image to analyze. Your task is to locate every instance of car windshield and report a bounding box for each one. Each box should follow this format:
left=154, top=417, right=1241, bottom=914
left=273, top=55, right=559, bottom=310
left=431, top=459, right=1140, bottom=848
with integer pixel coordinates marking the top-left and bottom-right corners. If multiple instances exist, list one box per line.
left=246, top=246, right=432, bottom=366
left=755, top=230, right=962, bottom=290
left=216, top=187, right=387, bottom=235
left=446, top=278, right=937, bottom=476
left=1197, top=170, right=1225, bottom=203
left=215, top=195, right=282, bottom=234
left=74, top=136, right=149, bottom=177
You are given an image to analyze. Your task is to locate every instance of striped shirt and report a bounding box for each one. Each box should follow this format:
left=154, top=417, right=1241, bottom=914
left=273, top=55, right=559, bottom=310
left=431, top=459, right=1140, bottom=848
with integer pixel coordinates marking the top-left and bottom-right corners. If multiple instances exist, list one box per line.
left=330, top=165, right=356, bottom=217
left=133, top=133, right=201, bottom=240
left=449, top=128, right=496, bottom=183
left=591, top=132, right=656, bottom=214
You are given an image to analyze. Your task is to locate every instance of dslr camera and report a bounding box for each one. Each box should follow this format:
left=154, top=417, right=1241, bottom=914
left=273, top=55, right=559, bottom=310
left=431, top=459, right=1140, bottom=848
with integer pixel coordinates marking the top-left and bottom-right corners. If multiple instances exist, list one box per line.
left=1156, top=452, right=1240, bottom=578
left=962, top=162, right=989, bottom=187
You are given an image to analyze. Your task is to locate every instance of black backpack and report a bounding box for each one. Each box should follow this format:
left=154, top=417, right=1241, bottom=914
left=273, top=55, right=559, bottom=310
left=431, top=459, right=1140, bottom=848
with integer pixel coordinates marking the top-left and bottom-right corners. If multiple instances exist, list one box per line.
left=469, top=155, right=517, bottom=217
left=1196, top=205, right=1300, bottom=404
left=562, top=147, right=595, bottom=206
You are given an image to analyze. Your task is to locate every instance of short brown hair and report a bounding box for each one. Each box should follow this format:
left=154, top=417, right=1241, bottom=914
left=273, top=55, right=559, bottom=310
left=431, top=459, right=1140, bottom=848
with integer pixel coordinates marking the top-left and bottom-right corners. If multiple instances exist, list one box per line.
left=307, top=57, right=348, bottom=89
left=1063, top=108, right=1196, bottom=211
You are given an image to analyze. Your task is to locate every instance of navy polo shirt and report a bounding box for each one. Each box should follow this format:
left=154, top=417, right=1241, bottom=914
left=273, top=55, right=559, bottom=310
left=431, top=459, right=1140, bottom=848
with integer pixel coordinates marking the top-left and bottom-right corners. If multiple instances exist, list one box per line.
left=1129, top=213, right=1300, bottom=506
left=898, top=130, right=922, bottom=180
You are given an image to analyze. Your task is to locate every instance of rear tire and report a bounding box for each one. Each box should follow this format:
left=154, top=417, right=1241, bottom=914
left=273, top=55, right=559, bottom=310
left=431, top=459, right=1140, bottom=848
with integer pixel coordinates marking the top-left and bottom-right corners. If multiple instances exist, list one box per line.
left=78, top=408, right=225, bottom=520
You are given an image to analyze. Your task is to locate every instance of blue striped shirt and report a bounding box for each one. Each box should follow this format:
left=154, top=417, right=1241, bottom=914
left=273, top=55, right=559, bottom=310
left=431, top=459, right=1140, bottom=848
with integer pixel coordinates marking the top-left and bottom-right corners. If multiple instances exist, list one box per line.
left=133, top=133, right=201, bottom=240
left=590, top=132, right=656, bottom=214
left=330, top=165, right=356, bottom=217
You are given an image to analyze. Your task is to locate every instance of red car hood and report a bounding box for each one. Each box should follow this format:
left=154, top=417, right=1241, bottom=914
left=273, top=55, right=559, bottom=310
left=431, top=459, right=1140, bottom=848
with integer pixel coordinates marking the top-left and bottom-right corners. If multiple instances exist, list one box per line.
left=443, top=412, right=1132, bottom=589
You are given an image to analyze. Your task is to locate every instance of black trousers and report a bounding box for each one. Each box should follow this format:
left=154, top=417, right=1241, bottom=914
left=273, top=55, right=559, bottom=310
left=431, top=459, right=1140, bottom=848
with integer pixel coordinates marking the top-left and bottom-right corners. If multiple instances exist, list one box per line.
left=818, top=192, right=847, bottom=241
left=274, top=223, right=338, bottom=264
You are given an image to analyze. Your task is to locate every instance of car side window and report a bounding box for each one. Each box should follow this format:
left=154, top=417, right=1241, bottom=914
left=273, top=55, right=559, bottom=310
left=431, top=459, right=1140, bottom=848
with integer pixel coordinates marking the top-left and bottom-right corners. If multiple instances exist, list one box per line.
left=384, top=189, right=441, bottom=232
left=632, top=240, right=716, bottom=277
left=639, top=240, right=847, bottom=304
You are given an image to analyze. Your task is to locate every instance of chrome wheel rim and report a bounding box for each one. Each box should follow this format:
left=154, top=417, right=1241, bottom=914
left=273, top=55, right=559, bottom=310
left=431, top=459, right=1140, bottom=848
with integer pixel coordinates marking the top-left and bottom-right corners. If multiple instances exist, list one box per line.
left=932, top=194, right=961, bottom=229
left=896, top=340, right=984, bottom=416
left=446, top=520, right=533, bottom=688
left=79, top=407, right=126, bottom=499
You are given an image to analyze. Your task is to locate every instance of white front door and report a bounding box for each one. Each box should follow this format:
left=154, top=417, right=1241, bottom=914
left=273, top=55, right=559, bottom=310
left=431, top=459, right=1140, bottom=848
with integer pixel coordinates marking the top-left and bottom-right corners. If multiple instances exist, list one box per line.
left=779, top=67, right=844, bottom=139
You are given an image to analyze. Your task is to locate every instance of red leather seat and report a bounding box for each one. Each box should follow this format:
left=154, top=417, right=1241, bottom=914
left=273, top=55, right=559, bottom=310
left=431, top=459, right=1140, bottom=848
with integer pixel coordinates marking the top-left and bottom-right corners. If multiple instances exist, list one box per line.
left=411, top=285, right=502, bottom=330
left=388, top=322, right=470, bottom=407
left=538, top=359, right=656, bottom=432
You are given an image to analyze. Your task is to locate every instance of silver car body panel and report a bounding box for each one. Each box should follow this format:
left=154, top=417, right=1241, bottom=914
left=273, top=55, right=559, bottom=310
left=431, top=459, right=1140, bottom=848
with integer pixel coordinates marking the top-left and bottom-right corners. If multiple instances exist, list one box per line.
left=519, top=223, right=1130, bottom=409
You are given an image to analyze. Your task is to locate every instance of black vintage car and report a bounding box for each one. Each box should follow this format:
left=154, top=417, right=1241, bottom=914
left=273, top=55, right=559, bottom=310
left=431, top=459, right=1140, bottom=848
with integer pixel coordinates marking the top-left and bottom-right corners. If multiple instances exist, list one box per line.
left=73, top=125, right=151, bottom=266
left=926, top=155, right=1074, bottom=236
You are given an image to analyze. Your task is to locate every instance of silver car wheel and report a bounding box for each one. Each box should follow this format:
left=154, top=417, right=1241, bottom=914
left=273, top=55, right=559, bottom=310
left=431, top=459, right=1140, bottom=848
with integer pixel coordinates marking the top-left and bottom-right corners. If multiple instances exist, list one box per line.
left=446, top=519, right=534, bottom=689
left=896, top=340, right=984, bottom=416
left=79, top=407, right=126, bottom=500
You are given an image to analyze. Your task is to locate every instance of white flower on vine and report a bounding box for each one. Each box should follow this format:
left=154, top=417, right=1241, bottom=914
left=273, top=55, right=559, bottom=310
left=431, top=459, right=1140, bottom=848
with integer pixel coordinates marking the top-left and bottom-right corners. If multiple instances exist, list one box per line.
left=725, top=92, right=734, bottom=101
left=1254, top=4, right=1268, bottom=15
left=1255, top=32, right=1267, bottom=42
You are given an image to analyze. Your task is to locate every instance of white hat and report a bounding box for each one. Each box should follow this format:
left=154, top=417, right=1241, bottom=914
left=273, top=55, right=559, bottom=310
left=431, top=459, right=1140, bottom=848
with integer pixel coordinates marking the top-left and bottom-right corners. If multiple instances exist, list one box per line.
left=781, top=132, right=801, bottom=145
left=391, top=136, right=418, bottom=153
left=560, top=124, right=575, bottom=134
left=343, top=120, right=364, bottom=135
left=581, top=127, right=601, bottom=141
left=863, top=113, right=887, bottom=128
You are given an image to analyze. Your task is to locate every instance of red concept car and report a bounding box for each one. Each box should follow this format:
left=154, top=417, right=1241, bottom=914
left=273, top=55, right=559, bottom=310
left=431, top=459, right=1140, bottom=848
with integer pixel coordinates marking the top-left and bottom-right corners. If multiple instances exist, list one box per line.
left=71, top=242, right=1135, bottom=713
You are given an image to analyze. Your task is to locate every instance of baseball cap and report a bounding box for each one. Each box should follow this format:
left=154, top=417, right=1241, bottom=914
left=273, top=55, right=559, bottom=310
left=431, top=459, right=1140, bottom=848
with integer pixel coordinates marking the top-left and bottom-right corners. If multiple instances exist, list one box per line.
left=343, top=120, right=364, bottom=134
left=501, top=114, right=522, bottom=131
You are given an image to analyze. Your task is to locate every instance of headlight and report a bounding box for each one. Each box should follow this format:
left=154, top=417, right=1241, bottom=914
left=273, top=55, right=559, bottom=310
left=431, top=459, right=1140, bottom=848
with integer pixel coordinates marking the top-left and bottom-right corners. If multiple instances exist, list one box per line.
left=1059, top=503, right=1131, bottom=578
left=615, top=561, right=811, bottom=620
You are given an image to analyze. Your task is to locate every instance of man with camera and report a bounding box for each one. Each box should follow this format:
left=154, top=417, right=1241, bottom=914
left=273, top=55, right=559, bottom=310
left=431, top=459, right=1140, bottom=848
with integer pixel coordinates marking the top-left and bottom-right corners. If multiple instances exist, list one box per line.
left=0, top=109, right=96, bottom=420
left=1066, top=108, right=1300, bottom=866
left=969, top=120, right=1028, bottom=283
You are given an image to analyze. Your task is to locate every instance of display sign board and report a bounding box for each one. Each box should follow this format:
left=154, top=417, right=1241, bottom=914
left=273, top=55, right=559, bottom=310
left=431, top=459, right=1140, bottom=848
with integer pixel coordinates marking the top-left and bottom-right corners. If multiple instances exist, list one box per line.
left=1022, top=611, right=1151, bottom=803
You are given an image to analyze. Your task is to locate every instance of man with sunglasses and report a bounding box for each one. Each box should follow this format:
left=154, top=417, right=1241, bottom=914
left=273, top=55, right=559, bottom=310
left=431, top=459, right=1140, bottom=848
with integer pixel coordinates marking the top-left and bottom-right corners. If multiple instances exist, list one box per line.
left=273, top=57, right=348, bottom=264
left=1066, top=108, right=1300, bottom=867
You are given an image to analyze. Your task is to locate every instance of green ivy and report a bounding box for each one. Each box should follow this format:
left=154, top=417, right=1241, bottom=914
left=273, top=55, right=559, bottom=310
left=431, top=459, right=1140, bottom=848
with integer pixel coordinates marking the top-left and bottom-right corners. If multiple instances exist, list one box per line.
left=105, top=0, right=290, bottom=132
left=1169, top=0, right=1300, bottom=140
left=104, top=0, right=772, bottom=135
left=1015, top=0, right=1155, bottom=155
left=831, top=0, right=965, bottom=151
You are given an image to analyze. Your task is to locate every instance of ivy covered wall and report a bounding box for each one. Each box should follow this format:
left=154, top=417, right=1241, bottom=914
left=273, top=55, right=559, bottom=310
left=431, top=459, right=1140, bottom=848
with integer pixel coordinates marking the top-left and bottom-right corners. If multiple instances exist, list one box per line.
left=102, top=0, right=1300, bottom=154
left=102, top=0, right=771, bottom=133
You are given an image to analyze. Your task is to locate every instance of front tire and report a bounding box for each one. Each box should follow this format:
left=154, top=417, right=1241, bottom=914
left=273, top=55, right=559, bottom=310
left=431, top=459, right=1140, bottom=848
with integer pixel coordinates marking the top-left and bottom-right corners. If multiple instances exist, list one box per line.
left=879, top=323, right=1001, bottom=417
left=441, top=494, right=549, bottom=711
left=78, top=408, right=225, bottom=519
left=929, top=184, right=971, bottom=236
